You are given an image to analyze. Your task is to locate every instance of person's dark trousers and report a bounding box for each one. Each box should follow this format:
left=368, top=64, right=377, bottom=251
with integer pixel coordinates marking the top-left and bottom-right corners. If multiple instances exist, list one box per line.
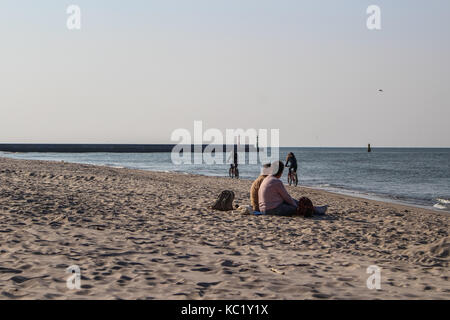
left=263, top=202, right=297, bottom=216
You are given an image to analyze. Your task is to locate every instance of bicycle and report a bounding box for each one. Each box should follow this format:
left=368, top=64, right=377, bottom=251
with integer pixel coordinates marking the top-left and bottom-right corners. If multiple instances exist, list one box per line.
left=229, top=164, right=239, bottom=179
left=287, top=167, right=298, bottom=186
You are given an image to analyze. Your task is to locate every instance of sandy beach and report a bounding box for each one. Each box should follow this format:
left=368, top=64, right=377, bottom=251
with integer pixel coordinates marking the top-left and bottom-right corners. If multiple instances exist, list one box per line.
left=0, top=157, right=448, bottom=300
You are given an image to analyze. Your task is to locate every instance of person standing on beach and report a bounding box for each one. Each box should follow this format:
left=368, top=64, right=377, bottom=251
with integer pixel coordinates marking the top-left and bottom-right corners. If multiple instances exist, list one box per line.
left=258, top=161, right=297, bottom=216
left=227, top=145, right=239, bottom=170
left=250, top=163, right=272, bottom=212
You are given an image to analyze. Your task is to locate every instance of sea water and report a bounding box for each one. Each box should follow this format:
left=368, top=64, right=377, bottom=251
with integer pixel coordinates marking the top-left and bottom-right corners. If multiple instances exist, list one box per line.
left=1, top=148, right=449, bottom=212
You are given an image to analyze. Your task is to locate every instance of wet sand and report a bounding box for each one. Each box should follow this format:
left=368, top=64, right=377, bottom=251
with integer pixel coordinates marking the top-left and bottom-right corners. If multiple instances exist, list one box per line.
left=0, top=157, right=448, bottom=299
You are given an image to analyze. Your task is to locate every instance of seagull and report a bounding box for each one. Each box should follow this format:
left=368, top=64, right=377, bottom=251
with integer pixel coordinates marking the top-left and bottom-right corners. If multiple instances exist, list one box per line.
left=378, top=89, right=384, bottom=92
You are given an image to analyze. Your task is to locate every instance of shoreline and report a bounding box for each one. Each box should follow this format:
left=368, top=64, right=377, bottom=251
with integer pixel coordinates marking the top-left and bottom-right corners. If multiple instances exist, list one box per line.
left=1, top=154, right=448, bottom=214
left=300, top=185, right=448, bottom=214
left=0, top=157, right=448, bottom=299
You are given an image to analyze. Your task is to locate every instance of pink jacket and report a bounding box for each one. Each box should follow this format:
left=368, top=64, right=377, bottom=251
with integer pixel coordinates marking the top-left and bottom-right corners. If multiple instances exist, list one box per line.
left=258, top=175, right=296, bottom=212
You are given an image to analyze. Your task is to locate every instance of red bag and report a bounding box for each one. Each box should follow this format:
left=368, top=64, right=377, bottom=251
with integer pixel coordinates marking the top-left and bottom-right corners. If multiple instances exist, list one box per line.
left=297, top=197, right=314, bottom=217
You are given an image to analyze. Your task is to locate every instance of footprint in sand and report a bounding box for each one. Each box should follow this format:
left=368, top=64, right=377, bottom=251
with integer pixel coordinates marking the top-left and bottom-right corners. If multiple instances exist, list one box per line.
left=197, top=281, right=221, bottom=288
left=0, top=267, right=22, bottom=274
left=312, top=293, right=332, bottom=299
left=191, top=267, right=212, bottom=272
left=220, top=260, right=240, bottom=268
left=10, top=276, right=30, bottom=284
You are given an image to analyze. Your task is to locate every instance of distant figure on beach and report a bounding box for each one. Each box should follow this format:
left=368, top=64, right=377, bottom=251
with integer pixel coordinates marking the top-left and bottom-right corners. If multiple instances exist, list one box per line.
left=285, top=152, right=298, bottom=173
left=250, top=163, right=272, bottom=212
left=368, top=144, right=372, bottom=152
left=285, top=152, right=298, bottom=186
left=258, top=161, right=298, bottom=216
left=228, top=146, right=239, bottom=178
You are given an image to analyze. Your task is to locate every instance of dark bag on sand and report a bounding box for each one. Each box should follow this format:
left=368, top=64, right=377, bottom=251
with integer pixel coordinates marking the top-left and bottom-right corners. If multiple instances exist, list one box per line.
left=211, top=190, right=235, bottom=211
left=297, top=197, right=314, bottom=217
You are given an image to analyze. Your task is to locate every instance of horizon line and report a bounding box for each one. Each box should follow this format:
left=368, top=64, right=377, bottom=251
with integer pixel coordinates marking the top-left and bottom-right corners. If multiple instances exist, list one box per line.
left=0, top=143, right=449, bottom=149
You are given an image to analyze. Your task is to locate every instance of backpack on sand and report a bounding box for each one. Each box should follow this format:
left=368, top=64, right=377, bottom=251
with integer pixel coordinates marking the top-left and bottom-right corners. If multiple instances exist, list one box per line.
left=297, top=197, right=314, bottom=217
left=211, top=190, right=235, bottom=211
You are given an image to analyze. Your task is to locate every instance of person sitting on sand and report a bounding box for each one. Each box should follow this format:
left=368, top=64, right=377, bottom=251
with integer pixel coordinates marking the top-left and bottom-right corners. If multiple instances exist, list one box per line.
left=258, top=161, right=298, bottom=216
left=250, top=163, right=272, bottom=212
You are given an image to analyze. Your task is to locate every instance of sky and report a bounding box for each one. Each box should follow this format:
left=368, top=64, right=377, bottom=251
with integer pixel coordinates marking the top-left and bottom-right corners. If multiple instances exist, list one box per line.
left=0, top=0, right=449, bottom=147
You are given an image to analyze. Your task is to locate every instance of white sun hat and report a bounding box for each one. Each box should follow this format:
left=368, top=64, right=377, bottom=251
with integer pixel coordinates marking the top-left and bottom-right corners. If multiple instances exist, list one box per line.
left=261, top=164, right=272, bottom=176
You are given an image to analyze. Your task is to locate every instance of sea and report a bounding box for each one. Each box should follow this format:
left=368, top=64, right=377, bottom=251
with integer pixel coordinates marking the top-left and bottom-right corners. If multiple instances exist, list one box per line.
left=1, top=147, right=449, bottom=212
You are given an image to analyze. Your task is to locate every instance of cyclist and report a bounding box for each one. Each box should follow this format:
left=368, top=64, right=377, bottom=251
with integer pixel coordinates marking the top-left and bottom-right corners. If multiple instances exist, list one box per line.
left=285, top=152, right=298, bottom=185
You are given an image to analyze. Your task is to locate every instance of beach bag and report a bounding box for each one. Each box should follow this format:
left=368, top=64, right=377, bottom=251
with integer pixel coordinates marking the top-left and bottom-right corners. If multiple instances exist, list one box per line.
left=297, top=197, right=314, bottom=217
left=211, top=190, right=235, bottom=211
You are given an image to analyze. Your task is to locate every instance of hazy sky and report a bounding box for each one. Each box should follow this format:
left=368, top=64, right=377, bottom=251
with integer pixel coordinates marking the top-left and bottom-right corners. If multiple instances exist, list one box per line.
left=1, top=0, right=449, bottom=146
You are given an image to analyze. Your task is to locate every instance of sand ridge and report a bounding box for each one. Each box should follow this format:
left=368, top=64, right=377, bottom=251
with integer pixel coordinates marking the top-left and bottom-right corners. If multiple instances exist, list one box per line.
left=0, top=157, right=448, bottom=299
